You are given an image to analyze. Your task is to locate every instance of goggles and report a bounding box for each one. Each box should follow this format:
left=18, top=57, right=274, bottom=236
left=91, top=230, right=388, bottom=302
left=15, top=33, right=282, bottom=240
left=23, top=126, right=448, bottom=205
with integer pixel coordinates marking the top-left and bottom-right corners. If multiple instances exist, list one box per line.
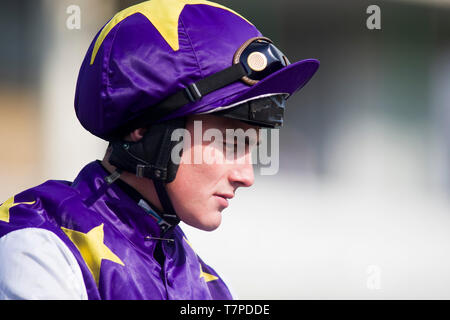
left=234, top=37, right=290, bottom=85
left=213, top=94, right=287, bottom=129
left=122, top=37, right=290, bottom=134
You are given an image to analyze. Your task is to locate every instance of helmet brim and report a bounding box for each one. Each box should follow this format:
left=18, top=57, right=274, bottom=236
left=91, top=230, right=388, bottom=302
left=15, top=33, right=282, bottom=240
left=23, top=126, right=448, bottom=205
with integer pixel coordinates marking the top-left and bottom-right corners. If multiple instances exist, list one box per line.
left=207, top=58, right=320, bottom=114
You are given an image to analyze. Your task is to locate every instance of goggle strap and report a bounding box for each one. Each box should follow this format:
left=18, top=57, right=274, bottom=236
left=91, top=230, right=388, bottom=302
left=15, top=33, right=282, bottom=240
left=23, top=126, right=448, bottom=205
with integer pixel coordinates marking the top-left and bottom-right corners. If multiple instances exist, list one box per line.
left=117, top=63, right=248, bottom=135
left=194, top=62, right=248, bottom=101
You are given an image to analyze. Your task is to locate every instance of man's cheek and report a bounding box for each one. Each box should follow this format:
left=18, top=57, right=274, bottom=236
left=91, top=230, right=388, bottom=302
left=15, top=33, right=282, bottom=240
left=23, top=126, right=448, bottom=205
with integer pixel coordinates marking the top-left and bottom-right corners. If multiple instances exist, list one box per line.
left=202, top=145, right=225, bottom=164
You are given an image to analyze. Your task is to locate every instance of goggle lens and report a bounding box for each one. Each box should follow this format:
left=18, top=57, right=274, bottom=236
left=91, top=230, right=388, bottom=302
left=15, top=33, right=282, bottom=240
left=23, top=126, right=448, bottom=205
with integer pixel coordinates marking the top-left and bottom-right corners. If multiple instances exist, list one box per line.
left=234, top=37, right=290, bottom=85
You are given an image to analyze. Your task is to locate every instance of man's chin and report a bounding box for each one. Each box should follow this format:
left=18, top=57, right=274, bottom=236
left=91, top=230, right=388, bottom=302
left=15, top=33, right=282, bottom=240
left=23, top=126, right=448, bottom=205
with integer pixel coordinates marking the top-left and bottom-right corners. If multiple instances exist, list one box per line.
left=186, top=213, right=222, bottom=232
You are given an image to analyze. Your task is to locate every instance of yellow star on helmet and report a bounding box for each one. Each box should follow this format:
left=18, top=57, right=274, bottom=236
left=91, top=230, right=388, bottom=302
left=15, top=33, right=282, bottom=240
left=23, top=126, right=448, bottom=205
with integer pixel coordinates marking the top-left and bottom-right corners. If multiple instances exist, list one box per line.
left=90, top=0, right=252, bottom=64
left=61, top=223, right=124, bottom=286
left=0, top=196, right=36, bottom=223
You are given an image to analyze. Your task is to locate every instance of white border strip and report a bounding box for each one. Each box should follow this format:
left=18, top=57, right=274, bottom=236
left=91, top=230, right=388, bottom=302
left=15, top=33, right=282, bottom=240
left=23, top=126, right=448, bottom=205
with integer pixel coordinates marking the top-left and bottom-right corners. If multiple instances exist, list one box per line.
left=198, top=92, right=290, bottom=115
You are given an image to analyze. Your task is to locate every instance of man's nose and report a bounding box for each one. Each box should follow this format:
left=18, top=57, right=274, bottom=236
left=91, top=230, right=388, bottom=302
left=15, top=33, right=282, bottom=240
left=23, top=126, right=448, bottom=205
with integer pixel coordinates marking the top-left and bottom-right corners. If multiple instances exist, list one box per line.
left=228, top=161, right=255, bottom=188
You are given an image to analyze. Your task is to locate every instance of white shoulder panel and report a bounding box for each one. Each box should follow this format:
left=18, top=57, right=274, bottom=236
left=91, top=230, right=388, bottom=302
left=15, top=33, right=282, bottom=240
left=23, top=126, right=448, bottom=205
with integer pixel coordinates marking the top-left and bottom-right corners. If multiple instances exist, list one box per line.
left=0, top=228, right=88, bottom=300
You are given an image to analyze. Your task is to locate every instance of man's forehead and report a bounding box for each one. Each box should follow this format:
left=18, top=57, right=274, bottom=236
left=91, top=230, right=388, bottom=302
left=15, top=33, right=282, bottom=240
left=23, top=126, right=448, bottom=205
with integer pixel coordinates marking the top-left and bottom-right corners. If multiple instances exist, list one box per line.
left=188, top=114, right=261, bottom=144
left=202, top=114, right=259, bottom=130
left=218, top=118, right=262, bottom=144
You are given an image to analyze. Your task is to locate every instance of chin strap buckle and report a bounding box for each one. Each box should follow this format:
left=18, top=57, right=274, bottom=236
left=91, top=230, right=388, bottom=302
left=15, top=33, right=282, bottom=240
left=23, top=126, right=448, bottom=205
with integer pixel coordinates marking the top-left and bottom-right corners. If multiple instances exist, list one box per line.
left=136, top=164, right=167, bottom=181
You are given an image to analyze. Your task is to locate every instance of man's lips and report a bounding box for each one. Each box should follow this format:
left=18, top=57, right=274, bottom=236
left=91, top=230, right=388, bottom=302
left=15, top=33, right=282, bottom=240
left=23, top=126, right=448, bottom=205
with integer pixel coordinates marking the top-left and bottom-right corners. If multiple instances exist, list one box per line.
left=214, top=193, right=234, bottom=208
left=215, top=193, right=234, bottom=199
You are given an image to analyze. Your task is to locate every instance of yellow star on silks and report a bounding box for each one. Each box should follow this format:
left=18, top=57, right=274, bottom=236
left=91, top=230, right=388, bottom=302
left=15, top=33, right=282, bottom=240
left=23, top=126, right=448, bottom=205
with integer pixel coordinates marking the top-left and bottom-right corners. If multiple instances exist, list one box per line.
left=90, top=0, right=252, bottom=64
left=0, top=196, right=36, bottom=223
left=200, top=264, right=219, bottom=283
left=61, top=223, right=124, bottom=286
left=183, top=236, right=218, bottom=283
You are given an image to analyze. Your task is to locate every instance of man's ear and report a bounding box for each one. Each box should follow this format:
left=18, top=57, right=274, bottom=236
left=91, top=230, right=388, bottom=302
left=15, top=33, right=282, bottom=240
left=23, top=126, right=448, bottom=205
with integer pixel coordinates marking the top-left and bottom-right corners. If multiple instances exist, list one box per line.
left=127, top=128, right=148, bottom=142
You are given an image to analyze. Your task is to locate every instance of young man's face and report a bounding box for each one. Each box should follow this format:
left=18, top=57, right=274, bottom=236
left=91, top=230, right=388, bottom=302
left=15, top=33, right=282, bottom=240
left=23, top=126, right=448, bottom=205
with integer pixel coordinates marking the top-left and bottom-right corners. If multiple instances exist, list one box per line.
left=166, top=114, right=260, bottom=231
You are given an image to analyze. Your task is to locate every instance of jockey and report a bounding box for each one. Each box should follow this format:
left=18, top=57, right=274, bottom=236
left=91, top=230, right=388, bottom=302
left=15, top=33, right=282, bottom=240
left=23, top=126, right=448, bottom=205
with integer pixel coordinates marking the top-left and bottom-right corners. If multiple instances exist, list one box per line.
left=0, top=0, right=319, bottom=299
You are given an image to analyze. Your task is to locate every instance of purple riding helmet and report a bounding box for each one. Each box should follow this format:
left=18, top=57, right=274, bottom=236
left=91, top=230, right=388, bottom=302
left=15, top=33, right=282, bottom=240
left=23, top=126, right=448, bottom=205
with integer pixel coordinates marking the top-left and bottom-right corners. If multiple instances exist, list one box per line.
left=74, top=0, right=319, bottom=230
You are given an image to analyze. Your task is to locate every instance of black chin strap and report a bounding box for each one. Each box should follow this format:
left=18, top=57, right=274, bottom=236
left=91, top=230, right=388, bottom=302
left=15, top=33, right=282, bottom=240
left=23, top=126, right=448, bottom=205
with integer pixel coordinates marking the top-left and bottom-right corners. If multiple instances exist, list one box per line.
left=153, top=180, right=179, bottom=232
left=151, top=121, right=181, bottom=232
left=108, top=117, right=186, bottom=233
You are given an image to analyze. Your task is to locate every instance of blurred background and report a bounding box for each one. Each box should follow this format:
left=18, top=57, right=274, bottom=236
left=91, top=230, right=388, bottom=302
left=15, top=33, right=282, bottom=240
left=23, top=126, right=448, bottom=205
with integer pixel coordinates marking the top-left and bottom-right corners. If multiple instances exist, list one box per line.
left=1, top=0, right=450, bottom=299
